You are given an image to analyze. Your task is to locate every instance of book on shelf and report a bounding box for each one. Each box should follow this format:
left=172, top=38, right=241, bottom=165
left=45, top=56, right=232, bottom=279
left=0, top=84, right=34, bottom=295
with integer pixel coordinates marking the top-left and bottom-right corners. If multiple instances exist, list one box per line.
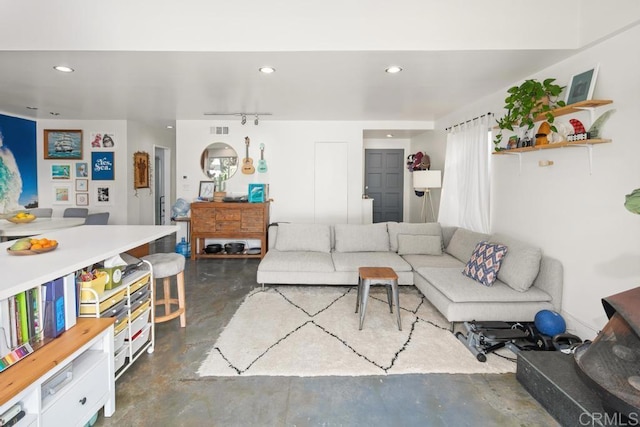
left=14, top=292, right=29, bottom=346
left=43, top=278, right=65, bottom=339
left=0, top=402, right=22, bottom=425
left=0, top=299, right=11, bottom=359
left=62, top=273, right=77, bottom=331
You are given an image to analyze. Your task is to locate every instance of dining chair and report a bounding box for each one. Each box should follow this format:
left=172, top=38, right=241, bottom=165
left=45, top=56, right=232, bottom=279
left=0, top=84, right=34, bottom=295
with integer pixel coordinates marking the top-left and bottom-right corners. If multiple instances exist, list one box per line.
left=84, top=212, right=110, bottom=225
left=27, top=208, right=53, bottom=218
left=63, top=207, right=89, bottom=218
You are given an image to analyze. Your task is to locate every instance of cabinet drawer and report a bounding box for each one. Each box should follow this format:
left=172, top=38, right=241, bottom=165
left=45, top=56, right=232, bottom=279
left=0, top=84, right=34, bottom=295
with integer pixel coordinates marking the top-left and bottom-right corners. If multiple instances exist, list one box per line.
left=114, top=328, right=127, bottom=352
left=128, top=284, right=150, bottom=307
left=79, top=289, right=127, bottom=315
left=41, top=352, right=109, bottom=427
left=129, top=307, right=150, bottom=336
left=216, top=209, right=241, bottom=221
left=129, top=275, right=150, bottom=293
left=114, top=345, right=128, bottom=374
left=127, top=324, right=152, bottom=358
left=114, top=317, right=129, bottom=335
left=215, top=221, right=241, bottom=232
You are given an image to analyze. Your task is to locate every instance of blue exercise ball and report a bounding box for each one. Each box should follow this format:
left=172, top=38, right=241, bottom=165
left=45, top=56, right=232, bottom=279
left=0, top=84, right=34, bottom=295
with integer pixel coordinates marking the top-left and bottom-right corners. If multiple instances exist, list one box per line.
left=534, top=310, right=566, bottom=336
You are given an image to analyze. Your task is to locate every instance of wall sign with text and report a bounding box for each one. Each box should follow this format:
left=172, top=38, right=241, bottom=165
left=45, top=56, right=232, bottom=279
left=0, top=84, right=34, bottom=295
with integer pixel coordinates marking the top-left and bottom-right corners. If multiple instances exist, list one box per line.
left=91, top=151, right=115, bottom=180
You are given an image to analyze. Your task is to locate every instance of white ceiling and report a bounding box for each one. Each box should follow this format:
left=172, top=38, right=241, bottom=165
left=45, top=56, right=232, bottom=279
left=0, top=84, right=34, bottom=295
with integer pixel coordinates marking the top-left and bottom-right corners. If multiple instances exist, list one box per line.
left=0, top=49, right=574, bottom=127
left=1, top=1, right=634, bottom=130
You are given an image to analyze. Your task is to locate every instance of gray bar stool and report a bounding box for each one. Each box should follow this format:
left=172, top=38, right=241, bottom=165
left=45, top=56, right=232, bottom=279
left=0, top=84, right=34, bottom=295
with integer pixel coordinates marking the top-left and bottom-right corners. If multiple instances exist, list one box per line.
left=356, top=266, right=401, bottom=330
left=142, top=253, right=186, bottom=327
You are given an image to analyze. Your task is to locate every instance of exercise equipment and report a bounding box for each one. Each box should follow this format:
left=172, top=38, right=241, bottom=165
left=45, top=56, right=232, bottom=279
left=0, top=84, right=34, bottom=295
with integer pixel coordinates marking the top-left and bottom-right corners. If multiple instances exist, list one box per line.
left=534, top=310, right=566, bottom=336
left=456, top=321, right=535, bottom=362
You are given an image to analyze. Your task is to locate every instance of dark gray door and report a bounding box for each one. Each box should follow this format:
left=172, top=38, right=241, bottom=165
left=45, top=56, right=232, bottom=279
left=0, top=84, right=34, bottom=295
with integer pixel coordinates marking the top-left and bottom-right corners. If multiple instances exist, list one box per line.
left=365, top=149, right=404, bottom=223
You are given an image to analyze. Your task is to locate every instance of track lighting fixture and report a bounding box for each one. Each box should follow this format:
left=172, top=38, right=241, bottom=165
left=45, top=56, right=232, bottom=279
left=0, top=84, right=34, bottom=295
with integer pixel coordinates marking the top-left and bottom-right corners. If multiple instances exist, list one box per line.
left=254, top=115, right=259, bottom=126
left=241, top=114, right=246, bottom=125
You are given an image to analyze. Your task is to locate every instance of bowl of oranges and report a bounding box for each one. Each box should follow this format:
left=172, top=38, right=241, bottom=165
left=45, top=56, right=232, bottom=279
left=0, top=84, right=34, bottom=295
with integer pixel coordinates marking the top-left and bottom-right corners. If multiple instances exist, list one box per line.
left=6, top=237, right=58, bottom=256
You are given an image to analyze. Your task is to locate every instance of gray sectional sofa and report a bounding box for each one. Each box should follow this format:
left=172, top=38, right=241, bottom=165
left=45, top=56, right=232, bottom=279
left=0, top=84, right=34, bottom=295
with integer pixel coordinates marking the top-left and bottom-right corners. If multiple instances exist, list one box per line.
left=256, top=222, right=562, bottom=324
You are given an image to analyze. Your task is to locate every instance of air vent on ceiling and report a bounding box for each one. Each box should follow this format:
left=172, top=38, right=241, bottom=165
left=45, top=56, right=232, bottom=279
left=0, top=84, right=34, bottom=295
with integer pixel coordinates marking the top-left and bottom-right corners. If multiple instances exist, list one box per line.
left=210, top=126, right=229, bottom=135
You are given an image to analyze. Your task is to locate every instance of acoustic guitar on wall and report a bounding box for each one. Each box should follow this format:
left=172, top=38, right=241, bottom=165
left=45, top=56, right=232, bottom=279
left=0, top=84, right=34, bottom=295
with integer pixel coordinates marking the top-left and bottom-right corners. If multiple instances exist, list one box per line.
left=257, top=143, right=268, bottom=173
left=241, top=136, right=255, bottom=175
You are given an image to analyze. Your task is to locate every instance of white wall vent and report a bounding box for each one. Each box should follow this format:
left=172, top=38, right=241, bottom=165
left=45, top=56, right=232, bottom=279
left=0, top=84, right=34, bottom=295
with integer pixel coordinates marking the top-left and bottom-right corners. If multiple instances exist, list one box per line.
left=210, top=126, right=229, bottom=135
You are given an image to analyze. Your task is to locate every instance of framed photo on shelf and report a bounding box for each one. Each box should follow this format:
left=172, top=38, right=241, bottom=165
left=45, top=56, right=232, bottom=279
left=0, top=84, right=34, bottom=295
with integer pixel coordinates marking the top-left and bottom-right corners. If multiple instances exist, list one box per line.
left=52, top=185, right=71, bottom=204
left=566, top=65, right=599, bottom=105
left=51, top=164, right=71, bottom=180
left=44, top=129, right=83, bottom=159
left=75, top=178, right=88, bottom=192
left=76, top=192, right=89, bottom=206
left=199, top=181, right=215, bottom=200
left=133, top=151, right=150, bottom=189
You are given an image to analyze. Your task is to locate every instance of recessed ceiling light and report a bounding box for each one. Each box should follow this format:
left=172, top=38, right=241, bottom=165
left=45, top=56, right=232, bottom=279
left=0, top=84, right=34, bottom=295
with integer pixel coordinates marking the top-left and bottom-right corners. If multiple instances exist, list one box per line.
left=259, top=66, right=276, bottom=74
left=53, top=65, right=74, bottom=73
left=385, top=66, right=403, bottom=74
left=166, top=125, right=174, bottom=129
left=26, top=106, right=38, bottom=110
left=386, top=134, right=394, bottom=138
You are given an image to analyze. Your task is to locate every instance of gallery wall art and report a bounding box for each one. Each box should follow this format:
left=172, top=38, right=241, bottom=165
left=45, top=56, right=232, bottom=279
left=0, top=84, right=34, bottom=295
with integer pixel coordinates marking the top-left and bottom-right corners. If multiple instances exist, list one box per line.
left=0, top=114, right=37, bottom=213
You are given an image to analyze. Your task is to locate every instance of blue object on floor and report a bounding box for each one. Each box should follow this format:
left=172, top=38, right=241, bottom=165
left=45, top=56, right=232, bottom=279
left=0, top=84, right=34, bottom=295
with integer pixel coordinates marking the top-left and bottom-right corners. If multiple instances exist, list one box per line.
left=175, top=237, right=191, bottom=258
left=534, top=310, right=566, bottom=336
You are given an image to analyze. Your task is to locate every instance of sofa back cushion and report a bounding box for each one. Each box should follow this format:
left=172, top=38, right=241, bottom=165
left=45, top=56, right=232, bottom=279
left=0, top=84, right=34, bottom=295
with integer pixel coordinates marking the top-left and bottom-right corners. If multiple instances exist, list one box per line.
left=334, top=223, right=389, bottom=252
left=445, top=228, right=490, bottom=263
left=397, top=234, right=443, bottom=255
left=490, top=233, right=542, bottom=292
left=275, top=223, right=331, bottom=253
left=388, top=222, right=443, bottom=252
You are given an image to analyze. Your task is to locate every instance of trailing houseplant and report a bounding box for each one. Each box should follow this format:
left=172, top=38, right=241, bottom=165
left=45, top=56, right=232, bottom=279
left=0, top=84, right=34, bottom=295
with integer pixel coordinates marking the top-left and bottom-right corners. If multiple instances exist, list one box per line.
left=493, top=78, right=566, bottom=151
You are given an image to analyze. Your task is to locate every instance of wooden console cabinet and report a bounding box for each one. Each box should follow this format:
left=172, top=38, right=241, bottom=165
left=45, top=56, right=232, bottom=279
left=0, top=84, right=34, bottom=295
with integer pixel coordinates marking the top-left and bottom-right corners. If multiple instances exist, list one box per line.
left=190, top=202, right=270, bottom=259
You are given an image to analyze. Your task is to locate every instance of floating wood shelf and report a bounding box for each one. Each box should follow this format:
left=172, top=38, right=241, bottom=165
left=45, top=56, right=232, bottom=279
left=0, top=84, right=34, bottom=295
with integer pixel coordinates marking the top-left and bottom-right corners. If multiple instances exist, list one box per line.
left=493, top=99, right=613, bottom=129
left=492, top=138, right=611, bottom=155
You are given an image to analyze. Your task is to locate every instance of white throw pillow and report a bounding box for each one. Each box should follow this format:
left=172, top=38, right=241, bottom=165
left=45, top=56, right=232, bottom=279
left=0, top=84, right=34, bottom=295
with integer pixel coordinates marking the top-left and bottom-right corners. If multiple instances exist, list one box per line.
left=397, top=234, right=443, bottom=255
left=275, top=223, right=331, bottom=253
left=334, top=223, right=389, bottom=252
left=388, top=222, right=443, bottom=252
left=490, top=233, right=542, bottom=292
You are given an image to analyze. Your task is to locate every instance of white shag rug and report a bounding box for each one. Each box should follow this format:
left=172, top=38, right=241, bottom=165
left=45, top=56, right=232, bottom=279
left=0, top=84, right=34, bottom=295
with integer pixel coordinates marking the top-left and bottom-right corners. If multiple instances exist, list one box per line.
left=197, top=286, right=516, bottom=377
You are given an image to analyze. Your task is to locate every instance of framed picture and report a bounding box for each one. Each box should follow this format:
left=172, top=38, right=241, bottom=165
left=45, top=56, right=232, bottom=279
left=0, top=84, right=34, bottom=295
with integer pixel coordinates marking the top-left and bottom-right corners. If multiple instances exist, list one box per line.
left=95, top=184, right=113, bottom=206
left=75, top=178, right=88, bottom=192
left=91, top=151, right=115, bottom=180
left=44, top=129, right=83, bottom=159
left=133, top=151, right=150, bottom=189
left=199, top=181, right=215, bottom=200
left=566, top=65, right=599, bottom=105
left=76, top=192, right=89, bottom=206
left=51, top=164, right=71, bottom=180
left=89, top=132, right=116, bottom=149
left=75, top=162, right=88, bottom=177
left=507, top=135, right=519, bottom=150
left=52, top=185, right=71, bottom=204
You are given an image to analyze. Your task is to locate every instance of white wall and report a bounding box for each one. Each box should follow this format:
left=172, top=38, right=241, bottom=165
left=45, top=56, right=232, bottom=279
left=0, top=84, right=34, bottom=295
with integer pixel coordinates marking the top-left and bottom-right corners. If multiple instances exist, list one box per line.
left=37, top=120, right=128, bottom=224
left=436, top=24, right=640, bottom=339
left=409, top=131, right=447, bottom=222
left=176, top=120, right=433, bottom=224
left=126, top=121, right=176, bottom=225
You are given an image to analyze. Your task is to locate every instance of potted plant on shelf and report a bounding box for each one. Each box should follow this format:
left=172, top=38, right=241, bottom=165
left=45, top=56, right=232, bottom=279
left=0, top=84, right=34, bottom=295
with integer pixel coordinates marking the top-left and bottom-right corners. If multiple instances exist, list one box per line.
left=493, top=78, right=566, bottom=151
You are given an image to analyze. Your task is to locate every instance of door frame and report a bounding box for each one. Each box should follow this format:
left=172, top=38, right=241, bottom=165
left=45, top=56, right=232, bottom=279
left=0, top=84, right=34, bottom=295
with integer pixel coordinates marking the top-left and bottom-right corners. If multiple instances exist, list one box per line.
left=363, top=139, right=411, bottom=222
left=153, top=144, right=172, bottom=226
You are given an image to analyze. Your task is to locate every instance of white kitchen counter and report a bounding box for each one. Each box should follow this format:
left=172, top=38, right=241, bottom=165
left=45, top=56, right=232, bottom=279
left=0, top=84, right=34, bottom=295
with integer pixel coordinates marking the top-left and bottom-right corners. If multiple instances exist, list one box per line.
left=0, top=225, right=177, bottom=300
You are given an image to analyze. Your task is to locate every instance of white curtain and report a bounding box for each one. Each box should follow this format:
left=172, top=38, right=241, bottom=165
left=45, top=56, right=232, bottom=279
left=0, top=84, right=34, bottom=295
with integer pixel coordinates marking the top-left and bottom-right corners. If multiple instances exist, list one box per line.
left=438, top=116, right=491, bottom=233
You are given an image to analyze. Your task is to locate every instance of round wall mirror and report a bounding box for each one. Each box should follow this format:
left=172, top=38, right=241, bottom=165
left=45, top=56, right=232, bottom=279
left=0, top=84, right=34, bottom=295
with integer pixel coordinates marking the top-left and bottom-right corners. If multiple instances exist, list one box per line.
left=200, top=142, right=238, bottom=181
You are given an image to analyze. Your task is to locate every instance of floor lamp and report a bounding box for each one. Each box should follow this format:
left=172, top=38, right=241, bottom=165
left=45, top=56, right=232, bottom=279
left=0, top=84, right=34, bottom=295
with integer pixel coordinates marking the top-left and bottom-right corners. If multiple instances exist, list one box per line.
left=413, top=170, right=442, bottom=222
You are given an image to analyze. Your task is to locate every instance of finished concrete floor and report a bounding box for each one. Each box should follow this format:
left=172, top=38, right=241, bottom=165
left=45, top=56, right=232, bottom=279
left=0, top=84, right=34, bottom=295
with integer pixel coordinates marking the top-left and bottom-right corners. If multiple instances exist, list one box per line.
left=94, top=237, right=559, bottom=427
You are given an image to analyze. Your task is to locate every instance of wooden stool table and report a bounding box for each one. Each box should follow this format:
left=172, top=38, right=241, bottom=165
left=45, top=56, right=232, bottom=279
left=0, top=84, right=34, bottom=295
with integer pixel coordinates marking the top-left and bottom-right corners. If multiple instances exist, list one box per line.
left=142, top=253, right=186, bottom=327
left=356, top=266, right=401, bottom=330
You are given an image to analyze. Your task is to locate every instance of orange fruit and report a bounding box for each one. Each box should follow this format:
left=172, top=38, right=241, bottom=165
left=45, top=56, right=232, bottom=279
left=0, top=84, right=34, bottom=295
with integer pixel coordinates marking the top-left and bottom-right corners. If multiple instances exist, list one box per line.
left=30, top=239, right=39, bottom=245
left=38, top=238, right=48, bottom=245
left=49, top=240, right=57, bottom=246
left=31, top=244, right=42, bottom=250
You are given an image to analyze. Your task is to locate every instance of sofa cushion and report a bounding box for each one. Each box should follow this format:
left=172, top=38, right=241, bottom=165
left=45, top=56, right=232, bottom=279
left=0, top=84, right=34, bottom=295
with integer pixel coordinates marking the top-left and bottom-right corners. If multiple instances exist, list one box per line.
left=397, top=234, right=443, bottom=256
left=388, top=222, right=443, bottom=252
left=275, top=223, right=331, bottom=253
left=334, top=223, right=389, bottom=252
left=401, top=253, right=464, bottom=270
left=331, top=252, right=412, bottom=272
left=415, top=267, right=553, bottom=303
left=445, top=228, right=490, bottom=263
left=490, top=233, right=542, bottom=292
left=258, top=249, right=335, bottom=272
left=462, top=241, right=508, bottom=287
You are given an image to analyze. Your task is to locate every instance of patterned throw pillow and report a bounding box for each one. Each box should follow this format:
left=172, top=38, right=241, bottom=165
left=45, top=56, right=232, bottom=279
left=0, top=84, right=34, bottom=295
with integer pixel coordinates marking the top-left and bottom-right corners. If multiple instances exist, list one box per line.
left=462, top=241, right=508, bottom=286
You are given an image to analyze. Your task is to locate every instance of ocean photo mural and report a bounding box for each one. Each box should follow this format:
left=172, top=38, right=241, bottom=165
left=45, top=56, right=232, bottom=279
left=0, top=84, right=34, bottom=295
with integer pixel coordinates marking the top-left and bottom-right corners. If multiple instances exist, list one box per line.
left=0, top=114, right=37, bottom=213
